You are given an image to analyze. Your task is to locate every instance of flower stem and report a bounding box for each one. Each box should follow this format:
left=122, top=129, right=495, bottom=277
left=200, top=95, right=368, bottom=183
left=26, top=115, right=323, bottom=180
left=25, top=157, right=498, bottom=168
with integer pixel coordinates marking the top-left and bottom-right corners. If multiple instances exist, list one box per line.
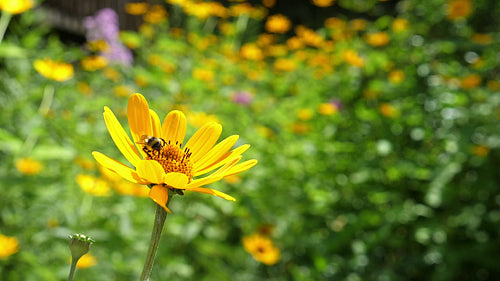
left=139, top=201, right=170, bottom=281
left=0, top=11, right=12, bottom=45
left=67, top=259, right=77, bottom=281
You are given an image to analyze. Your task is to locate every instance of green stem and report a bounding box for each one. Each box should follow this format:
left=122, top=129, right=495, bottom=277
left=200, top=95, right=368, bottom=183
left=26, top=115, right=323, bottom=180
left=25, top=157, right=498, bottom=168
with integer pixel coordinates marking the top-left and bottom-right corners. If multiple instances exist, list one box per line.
left=67, top=259, right=77, bottom=281
left=0, top=11, right=12, bottom=45
left=139, top=199, right=171, bottom=281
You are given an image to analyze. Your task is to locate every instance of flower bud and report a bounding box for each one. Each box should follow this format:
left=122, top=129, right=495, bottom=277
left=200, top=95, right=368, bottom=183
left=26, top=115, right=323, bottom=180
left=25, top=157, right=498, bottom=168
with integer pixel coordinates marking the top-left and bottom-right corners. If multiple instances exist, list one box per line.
left=68, top=234, right=94, bottom=261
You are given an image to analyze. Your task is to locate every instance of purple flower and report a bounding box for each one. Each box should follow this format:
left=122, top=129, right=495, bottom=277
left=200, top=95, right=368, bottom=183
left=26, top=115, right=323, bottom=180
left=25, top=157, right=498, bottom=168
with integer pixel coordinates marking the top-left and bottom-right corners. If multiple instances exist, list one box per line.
left=231, top=91, right=254, bottom=105
left=84, top=8, right=133, bottom=66
left=329, top=98, right=342, bottom=110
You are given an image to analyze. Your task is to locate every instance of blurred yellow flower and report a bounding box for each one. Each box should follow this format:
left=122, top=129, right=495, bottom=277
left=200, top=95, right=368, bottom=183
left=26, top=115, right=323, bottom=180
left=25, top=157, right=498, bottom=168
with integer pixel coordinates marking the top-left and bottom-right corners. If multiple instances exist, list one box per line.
left=135, top=75, right=148, bottom=87
left=365, top=32, right=390, bottom=47
left=33, top=59, right=74, bottom=82
left=86, top=39, right=109, bottom=52
left=265, top=14, right=291, bottom=34
left=144, top=5, right=168, bottom=24
left=256, top=33, right=276, bottom=47
left=273, top=58, right=296, bottom=72
left=187, top=111, right=221, bottom=128
left=472, top=145, right=489, bottom=157
left=243, top=233, right=280, bottom=265
left=318, top=103, right=338, bottom=115
left=297, top=108, right=313, bottom=120
left=295, top=25, right=323, bottom=47
left=388, top=70, right=405, bottom=84
left=92, top=94, right=257, bottom=212
left=104, top=67, right=122, bottom=81
left=75, top=156, right=96, bottom=170
left=125, top=2, right=149, bottom=15
left=343, top=50, right=365, bottom=67
left=223, top=174, right=241, bottom=184
left=76, top=174, right=112, bottom=196
left=447, top=0, right=472, bottom=20
left=0, top=0, right=33, bottom=14
left=392, top=18, right=409, bottom=32
left=291, top=122, right=310, bottom=134
left=77, top=82, right=93, bottom=96
left=114, top=85, right=133, bottom=97
left=461, top=74, right=481, bottom=89
left=81, top=55, right=108, bottom=71
left=139, top=23, right=155, bottom=38
left=379, top=103, right=399, bottom=118
left=262, top=0, right=276, bottom=8
left=76, top=253, right=97, bottom=269
left=312, top=0, right=335, bottom=7
left=0, top=234, right=19, bottom=259
left=487, top=80, right=500, bottom=91
left=16, top=158, right=42, bottom=175
left=471, top=33, right=492, bottom=45
left=193, top=68, right=215, bottom=82
left=240, top=43, right=264, bottom=61
left=349, top=19, right=367, bottom=31
left=286, top=37, right=304, bottom=50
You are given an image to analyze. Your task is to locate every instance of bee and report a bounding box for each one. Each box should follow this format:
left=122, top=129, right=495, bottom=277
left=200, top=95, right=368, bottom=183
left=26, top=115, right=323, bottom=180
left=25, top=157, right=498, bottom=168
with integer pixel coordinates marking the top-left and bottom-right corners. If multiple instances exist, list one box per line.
left=136, top=135, right=166, bottom=158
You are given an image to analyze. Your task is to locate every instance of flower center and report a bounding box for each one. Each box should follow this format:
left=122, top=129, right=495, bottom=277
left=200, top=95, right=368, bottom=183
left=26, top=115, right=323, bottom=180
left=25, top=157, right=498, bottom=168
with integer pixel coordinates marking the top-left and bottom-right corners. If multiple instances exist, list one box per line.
left=146, top=141, right=194, bottom=182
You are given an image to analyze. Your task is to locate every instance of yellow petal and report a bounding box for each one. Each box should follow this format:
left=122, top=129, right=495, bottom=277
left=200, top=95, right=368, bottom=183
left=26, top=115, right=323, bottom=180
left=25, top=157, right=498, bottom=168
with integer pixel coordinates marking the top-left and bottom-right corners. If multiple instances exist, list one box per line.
left=224, top=159, right=258, bottom=177
left=150, top=109, right=162, bottom=138
left=136, top=160, right=165, bottom=184
left=161, top=110, right=187, bottom=146
left=184, top=122, right=222, bottom=163
left=92, top=152, right=148, bottom=184
left=103, top=107, right=142, bottom=167
left=193, top=135, right=239, bottom=172
left=194, top=144, right=250, bottom=176
left=127, top=93, right=153, bottom=148
left=186, top=157, right=241, bottom=189
left=149, top=185, right=171, bottom=213
left=187, top=187, right=236, bottom=201
left=163, top=172, right=189, bottom=189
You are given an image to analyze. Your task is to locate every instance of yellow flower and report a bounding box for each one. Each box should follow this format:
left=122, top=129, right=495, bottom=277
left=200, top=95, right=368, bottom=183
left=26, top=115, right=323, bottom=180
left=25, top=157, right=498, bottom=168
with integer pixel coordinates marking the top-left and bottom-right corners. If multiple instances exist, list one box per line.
left=343, top=50, right=364, bottom=67
left=114, top=85, right=133, bottom=97
left=77, top=82, right=93, bottom=96
left=76, top=174, right=112, bottom=196
left=125, top=2, right=149, bottom=15
left=0, top=0, right=33, bottom=14
left=471, top=33, right=492, bottom=45
left=318, top=103, right=338, bottom=115
left=447, top=0, right=472, bottom=20
left=365, top=32, right=390, bottom=47
left=388, top=70, right=405, bottom=84
left=472, top=145, right=489, bottom=157
left=392, top=18, right=409, bottom=32
left=33, top=59, right=74, bottom=82
left=379, top=103, right=399, bottom=118
left=262, top=0, right=276, bottom=8
left=349, top=19, right=367, bottom=31
left=15, top=158, right=42, bottom=175
left=239, top=43, right=264, bottom=61
left=295, top=25, right=323, bottom=47
left=297, top=108, right=313, bottom=121
left=192, top=68, right=215, bottom=82
left=86, top=39, right=109, bottom=52
left=186, top=111, right=220, bottom=128
left=92, top=94, right=257, bottom=212
left=242, top=233, right=280, bottom=265
left=273, top=58, right=296, bottom=72
left=143, top=5, right=168, bottom=24
left=312, top=0, right=335, bottom=7
left=461, top=74, right=481, bottom=89
left=0, top=234, right=19, bottom=259
left=76, top=253, right=97, bottom=269
left=286, top=37, right=304, bottom=50
left=265, top=14, right=291, bottom=34
left=81, top=55, right=108, bottom=71
left=104, top=67, right=122, bottom=82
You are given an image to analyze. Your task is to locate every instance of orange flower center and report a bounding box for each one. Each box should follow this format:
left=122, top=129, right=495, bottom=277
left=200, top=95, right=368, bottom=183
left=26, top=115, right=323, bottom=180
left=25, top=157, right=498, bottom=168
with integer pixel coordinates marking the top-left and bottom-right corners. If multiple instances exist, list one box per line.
left=146, top=141, right=194, bottom=181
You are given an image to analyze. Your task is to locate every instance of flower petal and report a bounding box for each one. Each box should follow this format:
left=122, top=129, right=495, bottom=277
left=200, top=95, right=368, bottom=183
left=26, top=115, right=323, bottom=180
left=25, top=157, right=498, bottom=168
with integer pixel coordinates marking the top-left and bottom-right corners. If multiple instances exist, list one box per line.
left=149, top=185, right=171, bottom=213
left=103, top=106, right=141, bottom=167
left=223, top=159, right=258, bottom=177
left=150, top=109, right=162, bottom=138
left=92, top=151, right=148, bottom=184
left=187, top=187, right=236, bottom=201
left=128, top=93, right=153, bottom=147
left=194, top=144, right=250, bottom=176
left=193, top=135, right=239, bottom=172
left=186, top=156, right=241, bottom=189
left=163, top=172, right=188, bottom=189
left=184, top=122, right=222, bottom=163
left=161, top=110, right=187, bottom=146
left=136, top=160, right=166, bottom=184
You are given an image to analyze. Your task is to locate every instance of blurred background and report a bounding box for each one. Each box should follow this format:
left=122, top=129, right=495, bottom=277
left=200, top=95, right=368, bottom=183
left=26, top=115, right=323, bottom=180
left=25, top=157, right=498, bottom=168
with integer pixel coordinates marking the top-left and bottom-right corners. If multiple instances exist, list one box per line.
left=1, top=0, right=500, bottom=280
